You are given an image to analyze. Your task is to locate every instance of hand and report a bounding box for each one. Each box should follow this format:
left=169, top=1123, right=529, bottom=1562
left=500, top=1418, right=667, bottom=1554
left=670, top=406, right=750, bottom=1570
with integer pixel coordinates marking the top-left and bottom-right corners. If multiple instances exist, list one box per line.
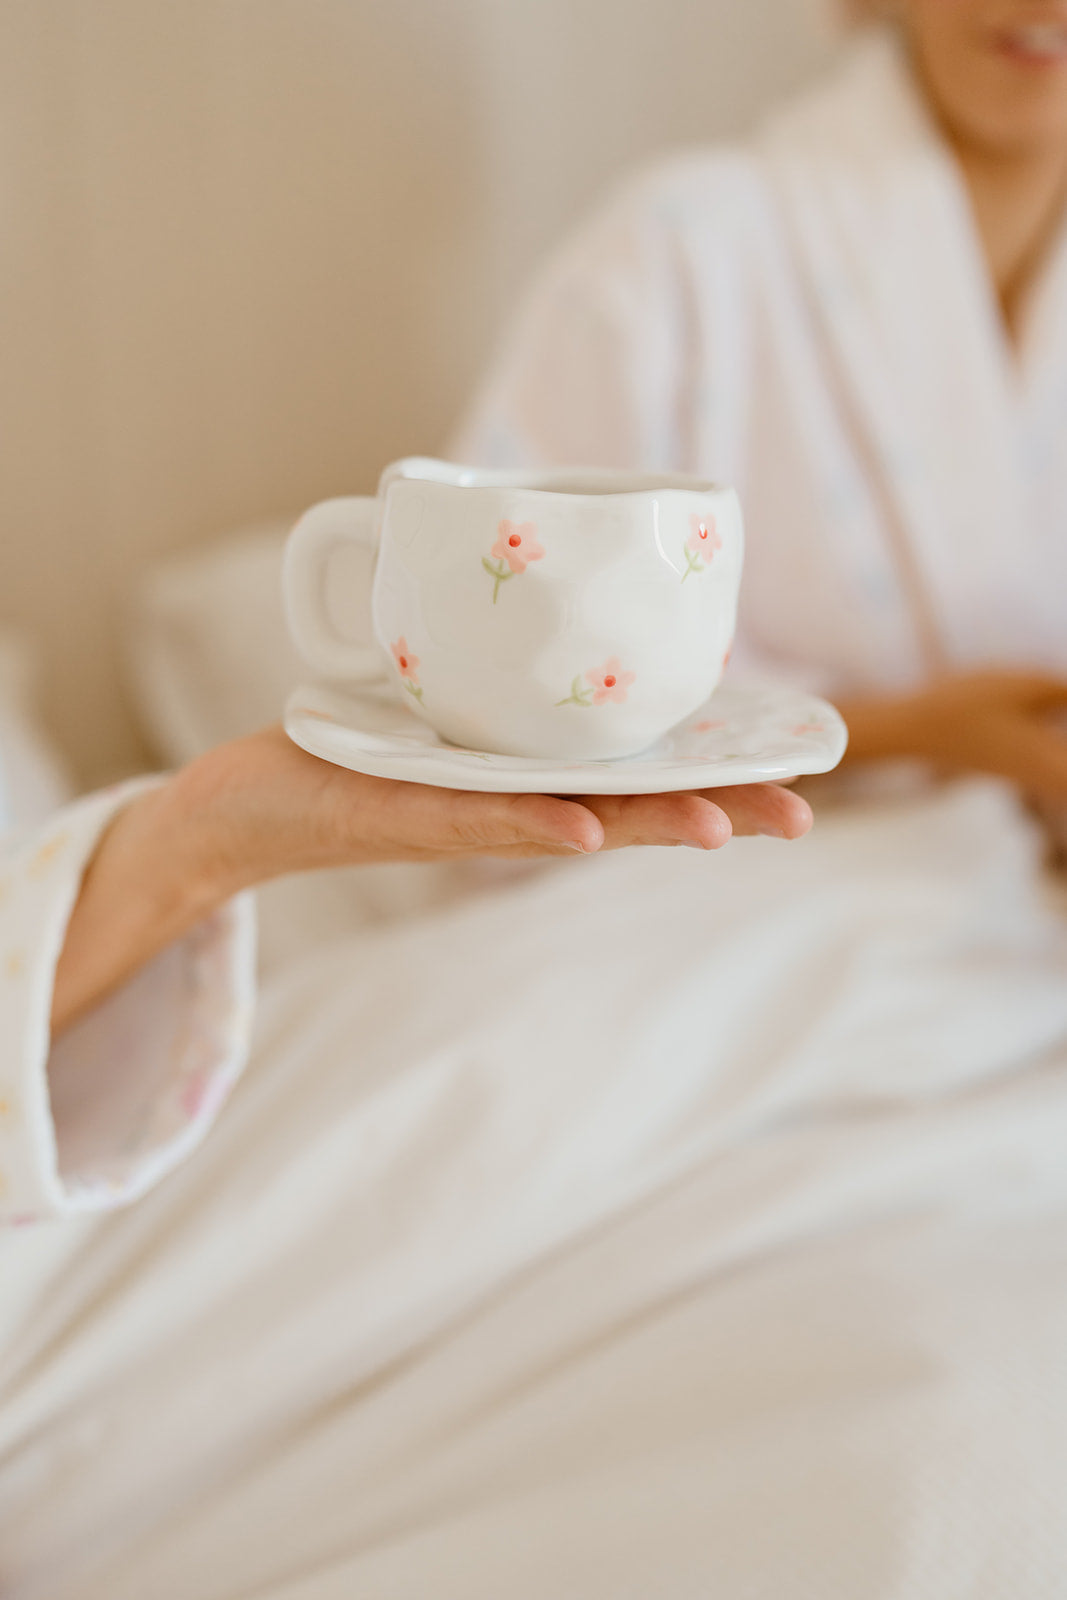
left=169, top=725, right=812, bottom=878
left=839, top=670, right=1067, bottom=800
left=51, top=726, right=813, bottom=1032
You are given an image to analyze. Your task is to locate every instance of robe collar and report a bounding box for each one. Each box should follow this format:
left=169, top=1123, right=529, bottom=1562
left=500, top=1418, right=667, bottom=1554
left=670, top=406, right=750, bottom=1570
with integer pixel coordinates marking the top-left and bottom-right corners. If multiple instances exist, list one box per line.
left=760, top=32, right=1067, bottom=671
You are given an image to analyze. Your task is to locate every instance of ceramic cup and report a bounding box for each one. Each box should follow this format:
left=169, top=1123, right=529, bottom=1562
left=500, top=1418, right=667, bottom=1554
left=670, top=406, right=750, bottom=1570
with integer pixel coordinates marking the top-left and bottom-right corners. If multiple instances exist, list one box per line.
left=283, top=457, right=744, bottom=761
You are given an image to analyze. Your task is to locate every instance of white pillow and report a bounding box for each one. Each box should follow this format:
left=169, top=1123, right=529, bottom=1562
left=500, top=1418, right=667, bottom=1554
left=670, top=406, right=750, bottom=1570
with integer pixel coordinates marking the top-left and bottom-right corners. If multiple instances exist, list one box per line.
left=0, top=631, right=72, bottom=834
left=125, top=523, right=502, bottom=970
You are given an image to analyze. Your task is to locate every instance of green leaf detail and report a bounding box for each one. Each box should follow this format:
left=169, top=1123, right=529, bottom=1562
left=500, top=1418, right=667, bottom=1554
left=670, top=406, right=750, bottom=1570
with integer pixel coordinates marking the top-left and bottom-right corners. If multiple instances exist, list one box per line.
left=681, top=548, right=704, bottom=583
left=555, top=675, right=593, bottom=708
left=482, top=556, right=514, bottom=603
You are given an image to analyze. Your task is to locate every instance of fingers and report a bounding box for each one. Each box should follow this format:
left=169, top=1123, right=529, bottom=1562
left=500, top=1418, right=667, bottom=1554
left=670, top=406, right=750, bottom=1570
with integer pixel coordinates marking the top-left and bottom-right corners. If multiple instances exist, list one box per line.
left=389, top=782, right=813, bottom=859
left=959, top=670, right=1067, bottom=714
left=1004, top=675, right=1067, bottom=713
left=982, top=716, right=1067, bottom=802
left=568, top=785, right=813, bottom=852
left=697, top=783, right=814, bottom=839
left=436, top=790, right=605, bottom=854
left=576, top=791, right=734, bottom=851
left=1004, top=673, right=1067, bottom=713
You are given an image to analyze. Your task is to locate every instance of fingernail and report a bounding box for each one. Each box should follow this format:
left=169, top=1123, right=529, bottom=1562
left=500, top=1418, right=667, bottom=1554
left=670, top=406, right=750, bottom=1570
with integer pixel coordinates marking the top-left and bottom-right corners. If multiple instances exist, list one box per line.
left=759, top=827, right=786, bottom=839
left=682, top=840, right=710, bottom=850
left=564, top=841, right=589, bottom=853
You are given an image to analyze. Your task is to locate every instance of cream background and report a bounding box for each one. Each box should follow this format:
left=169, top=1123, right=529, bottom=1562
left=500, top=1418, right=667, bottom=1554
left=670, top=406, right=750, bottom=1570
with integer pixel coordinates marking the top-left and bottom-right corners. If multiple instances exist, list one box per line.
left=0, top=0, right=835, bottom=784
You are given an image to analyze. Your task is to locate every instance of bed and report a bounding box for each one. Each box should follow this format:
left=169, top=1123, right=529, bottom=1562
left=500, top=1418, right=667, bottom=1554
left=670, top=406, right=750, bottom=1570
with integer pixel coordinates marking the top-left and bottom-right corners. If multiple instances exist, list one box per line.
left=2, top=540, right=1066, bottom=1598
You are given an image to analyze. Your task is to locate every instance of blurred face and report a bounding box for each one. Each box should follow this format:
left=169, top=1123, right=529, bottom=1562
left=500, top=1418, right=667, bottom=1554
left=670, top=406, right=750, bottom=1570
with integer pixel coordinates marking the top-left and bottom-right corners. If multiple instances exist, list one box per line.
left=901, top=1, right=1067, bottom=160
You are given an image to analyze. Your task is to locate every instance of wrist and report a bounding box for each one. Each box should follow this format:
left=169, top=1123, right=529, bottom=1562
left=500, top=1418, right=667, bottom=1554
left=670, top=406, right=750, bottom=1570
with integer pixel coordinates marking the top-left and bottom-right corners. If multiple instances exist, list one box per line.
left=115, top=778, right=235, bottom=923
left=51, top=778, right=234, bottom=1034
left=836, top=691, right=928, bottom=764
left=150, top=757, right=259, bottom=908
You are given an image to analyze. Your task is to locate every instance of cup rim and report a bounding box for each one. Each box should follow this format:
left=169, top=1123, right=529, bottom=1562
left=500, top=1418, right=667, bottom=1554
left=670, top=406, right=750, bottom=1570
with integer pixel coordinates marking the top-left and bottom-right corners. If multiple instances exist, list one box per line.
left=379, top=457, right=729, bottom=501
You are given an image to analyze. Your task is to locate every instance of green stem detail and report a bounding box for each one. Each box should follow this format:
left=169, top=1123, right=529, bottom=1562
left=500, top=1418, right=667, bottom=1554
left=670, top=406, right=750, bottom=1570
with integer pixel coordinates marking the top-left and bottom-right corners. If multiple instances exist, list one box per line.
left=555, top=675, right=593, bottom=708
left=681, top=548, right=704, bottom=583
left=482, top=556, right=514, bottom=603
left=404, top=681, right=424, bottom=704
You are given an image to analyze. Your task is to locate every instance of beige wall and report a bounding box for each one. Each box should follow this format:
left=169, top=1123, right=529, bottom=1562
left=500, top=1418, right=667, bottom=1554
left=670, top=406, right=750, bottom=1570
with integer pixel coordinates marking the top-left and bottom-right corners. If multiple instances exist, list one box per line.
left=0, top=0, right=834, bottom=784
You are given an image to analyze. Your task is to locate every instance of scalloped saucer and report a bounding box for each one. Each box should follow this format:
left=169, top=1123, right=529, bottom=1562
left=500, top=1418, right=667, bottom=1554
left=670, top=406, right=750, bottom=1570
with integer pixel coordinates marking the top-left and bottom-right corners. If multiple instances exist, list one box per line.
left=284, top=680, right=847, bottom=795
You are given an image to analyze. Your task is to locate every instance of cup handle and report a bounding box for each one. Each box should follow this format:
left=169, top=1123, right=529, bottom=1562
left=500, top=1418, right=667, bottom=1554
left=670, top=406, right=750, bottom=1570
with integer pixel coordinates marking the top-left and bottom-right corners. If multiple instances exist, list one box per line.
left=283, top=497, right=386, bottom=681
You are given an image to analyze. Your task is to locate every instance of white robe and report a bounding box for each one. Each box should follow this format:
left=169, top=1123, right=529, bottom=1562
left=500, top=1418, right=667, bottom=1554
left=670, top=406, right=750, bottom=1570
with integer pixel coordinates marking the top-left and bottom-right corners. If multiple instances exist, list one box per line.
left=4, top=34, right=1067, bottom=1600
left=0, top=780, right=255, bottom=1225
left=455, top=31, right=1067, bottom=694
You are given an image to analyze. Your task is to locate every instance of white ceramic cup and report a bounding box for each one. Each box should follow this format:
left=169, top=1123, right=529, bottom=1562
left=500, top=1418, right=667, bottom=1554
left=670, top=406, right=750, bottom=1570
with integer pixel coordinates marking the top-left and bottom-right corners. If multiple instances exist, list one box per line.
left=284, top=457, right=744, bottom=761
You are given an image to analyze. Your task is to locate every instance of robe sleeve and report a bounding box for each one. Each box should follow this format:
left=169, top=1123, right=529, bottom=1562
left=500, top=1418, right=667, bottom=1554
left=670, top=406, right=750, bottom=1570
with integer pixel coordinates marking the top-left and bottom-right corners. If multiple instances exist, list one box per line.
left=0, top=780, right=256, bottom=1224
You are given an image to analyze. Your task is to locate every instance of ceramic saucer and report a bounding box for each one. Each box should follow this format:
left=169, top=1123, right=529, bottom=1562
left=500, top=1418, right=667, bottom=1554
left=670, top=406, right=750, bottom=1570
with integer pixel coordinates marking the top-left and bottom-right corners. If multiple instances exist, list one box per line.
left=285, top=680, right=847, bottom=795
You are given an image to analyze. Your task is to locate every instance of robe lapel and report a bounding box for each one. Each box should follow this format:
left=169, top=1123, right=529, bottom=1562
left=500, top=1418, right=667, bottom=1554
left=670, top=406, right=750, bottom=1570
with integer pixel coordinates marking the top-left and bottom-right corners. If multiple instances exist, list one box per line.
left=1017, top=206, right=1067, bottom=437
left=759, top=35, right=1031, bottom=671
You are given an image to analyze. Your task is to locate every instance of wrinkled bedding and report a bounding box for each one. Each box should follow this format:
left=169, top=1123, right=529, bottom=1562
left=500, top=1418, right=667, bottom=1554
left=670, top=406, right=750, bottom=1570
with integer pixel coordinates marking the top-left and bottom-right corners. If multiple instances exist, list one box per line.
left=3, top=779, right=1067, bottom=1598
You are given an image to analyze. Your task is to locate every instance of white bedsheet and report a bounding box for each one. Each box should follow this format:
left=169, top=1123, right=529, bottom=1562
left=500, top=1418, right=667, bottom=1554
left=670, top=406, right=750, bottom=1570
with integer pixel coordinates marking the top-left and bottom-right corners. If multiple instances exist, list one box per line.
left=2, top=779, right=1067, bottom=1598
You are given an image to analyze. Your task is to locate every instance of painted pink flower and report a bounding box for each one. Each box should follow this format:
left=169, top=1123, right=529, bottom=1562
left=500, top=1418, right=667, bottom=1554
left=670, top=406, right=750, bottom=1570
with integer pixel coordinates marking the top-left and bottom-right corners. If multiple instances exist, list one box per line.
left=688, top=514, right=722, bottom=560
left=693, top=718, right=727, bottom=733
left=586, top=657, right=636, bottom=706
left=390, top=637, right=420, bottom=684
left=390, top=637, right=425, bottom=702
left=491, top=520, right=544, bottom=575
left=682, top=513, right=722, bottom=581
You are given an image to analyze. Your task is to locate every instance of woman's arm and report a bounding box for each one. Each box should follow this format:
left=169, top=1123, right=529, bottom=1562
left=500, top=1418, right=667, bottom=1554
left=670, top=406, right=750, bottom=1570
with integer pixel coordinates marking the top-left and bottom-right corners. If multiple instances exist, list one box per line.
left=51, top=726, right=812, bottom=1033
left=836, top=670, right=1067, bottom=796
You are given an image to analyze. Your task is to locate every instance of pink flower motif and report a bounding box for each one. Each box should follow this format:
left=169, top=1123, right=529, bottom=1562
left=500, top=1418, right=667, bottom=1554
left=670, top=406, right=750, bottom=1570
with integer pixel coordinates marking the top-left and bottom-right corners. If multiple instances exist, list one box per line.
left=586, top=657, right=636, bottom=706
left=390, top=637, right=420, bottom=684
left=693, top=718, right=727, bottom=733
left=491, top=520, right=544, bottom=575
left=791, top=723, right=825, bottom=737
left=682, top=513, right=723, bottom=581
left=688, top=514, right=722, bottom=560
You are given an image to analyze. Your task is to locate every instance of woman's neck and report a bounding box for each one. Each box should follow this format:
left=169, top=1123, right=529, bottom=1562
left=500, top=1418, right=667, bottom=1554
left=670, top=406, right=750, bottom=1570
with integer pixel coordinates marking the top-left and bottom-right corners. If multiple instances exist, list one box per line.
left=952, top=137, right=1067, bottom=339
